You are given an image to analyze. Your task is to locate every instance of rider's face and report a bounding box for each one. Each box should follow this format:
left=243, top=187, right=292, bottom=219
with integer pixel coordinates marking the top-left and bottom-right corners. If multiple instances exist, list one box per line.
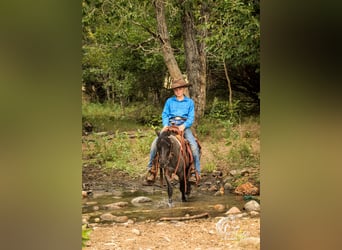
left=173, top=87, right=184, bottom=97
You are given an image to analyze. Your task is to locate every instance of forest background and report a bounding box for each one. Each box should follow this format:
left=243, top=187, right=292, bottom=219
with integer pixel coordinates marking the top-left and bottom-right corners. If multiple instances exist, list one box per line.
left=81, top=0, right=260, bottom=181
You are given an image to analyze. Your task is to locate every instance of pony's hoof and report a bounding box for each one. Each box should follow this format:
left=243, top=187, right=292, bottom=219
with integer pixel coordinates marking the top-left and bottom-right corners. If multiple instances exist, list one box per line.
left=182, top=195, right=189, bottom=202
left=142, top=180, right=154, bottom=186
left=168, top=202, right=174, bottom=208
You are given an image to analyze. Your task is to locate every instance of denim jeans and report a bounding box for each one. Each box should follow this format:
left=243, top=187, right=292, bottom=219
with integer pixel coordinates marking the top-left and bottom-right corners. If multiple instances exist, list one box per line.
left=147, top=128, right=201, bottom=175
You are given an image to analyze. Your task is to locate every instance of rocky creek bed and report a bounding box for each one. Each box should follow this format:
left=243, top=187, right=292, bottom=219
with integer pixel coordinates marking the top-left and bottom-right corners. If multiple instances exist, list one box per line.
left=82, top=165, right=260, bottom=249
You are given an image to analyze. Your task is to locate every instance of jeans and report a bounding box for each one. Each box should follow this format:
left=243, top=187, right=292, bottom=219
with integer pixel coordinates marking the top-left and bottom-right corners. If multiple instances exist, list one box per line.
left=147, top=128, right=201, bottom=175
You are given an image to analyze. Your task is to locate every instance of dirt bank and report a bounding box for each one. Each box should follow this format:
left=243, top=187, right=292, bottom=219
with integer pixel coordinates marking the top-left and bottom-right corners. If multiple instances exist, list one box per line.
left=84, top=216, right=260, bottom=250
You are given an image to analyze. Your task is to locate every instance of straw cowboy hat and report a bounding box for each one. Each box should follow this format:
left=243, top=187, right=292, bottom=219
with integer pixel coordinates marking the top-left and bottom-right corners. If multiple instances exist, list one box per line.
left=171, top=78, right=191, bottom=89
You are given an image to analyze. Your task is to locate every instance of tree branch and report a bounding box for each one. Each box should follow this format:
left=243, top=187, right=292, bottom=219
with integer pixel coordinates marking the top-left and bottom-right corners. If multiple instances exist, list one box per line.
left=159, top=212, right=209, bottom=221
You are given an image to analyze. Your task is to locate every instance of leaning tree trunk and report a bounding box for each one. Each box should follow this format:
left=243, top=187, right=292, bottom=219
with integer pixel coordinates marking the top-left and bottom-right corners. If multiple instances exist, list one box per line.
left=154, top=0, right=183, bottom=86
left=181, top=1, right=208, bottom=125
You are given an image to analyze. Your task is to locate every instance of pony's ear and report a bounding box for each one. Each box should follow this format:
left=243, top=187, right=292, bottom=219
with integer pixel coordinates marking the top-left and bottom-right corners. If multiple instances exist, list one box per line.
left=155, top=129, right=160, bottom=137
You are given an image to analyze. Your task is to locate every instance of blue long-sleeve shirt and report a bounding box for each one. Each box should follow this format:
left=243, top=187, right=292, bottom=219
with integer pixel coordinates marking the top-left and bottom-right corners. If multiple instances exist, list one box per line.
left=161, top=95, right=195, bottom=129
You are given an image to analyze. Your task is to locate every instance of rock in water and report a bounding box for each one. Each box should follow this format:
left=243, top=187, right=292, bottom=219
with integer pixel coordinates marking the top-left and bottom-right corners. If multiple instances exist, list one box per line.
left=131, top=196, right=152, bottom=205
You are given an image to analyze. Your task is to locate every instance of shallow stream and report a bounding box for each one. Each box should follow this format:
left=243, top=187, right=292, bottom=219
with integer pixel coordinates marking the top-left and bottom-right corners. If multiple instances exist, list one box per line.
left=82, top=186, right=249, bottom=223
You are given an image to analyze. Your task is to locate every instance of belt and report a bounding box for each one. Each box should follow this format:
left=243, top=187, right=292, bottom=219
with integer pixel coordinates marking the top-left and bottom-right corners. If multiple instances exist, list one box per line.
left=172, top=116, right=187, bottom=121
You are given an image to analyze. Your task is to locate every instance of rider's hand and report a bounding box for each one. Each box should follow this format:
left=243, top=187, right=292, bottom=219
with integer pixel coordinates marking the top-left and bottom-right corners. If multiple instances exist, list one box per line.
left=178, top=124, right=185, bottom=131
left=161, top=126, right=168, bottom=132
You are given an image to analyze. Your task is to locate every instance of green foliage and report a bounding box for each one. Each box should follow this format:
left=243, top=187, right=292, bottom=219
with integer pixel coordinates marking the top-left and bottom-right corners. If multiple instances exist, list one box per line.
left=134, top=104, right=163, bottom=127
left=196, top=117, right=224, bottom=139
left=227, top=139, right=259, bottom=169
left=196, top=122, right=210, bottom=136
left=205, top=0, right=260, bottom=67
left=82, top=0, right=259, bottom=109
left=208, top=97, right=230, bottom=119
left=207, top=97, right=241, bottom=125
left=82, top=226, right=91, bottom=247
left=221, top=119, right=239, bottom=145
left=229, top=140, right=250, bottom=161
left=82, top=0, right=165, bottom=104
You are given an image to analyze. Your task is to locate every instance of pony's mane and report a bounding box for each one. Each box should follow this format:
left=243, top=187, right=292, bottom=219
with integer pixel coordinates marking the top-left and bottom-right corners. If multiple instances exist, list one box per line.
left=157, top=131, right=179, bottom=147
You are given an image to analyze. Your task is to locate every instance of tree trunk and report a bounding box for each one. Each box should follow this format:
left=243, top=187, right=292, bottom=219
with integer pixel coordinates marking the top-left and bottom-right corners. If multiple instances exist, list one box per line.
left=111, top=87, right=115, bottom=104
left=154, top=0, right=183, bottom=83
left=106, top=88, right=111, bottom=103
left=181, top=1, right=208, bottom=125
left=154, top=0, right=208, bottom=121
left=223, top=59, right=233, bottom=112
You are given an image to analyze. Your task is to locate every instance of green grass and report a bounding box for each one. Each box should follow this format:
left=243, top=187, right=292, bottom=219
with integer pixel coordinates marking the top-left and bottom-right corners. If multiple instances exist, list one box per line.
left=82, top=129, right=156, bottom=176
left=202, top=162, right=216, bottom=173
left=82, top=102, right=260, bottom=182
left=82, top=102, right=121, bottom=118
left=82, top=102, right=164, bottom=132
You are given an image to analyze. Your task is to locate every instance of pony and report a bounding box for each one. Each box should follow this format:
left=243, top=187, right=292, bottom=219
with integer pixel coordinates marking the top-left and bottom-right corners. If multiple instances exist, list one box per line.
left=155, top=126, right=192, bottom=207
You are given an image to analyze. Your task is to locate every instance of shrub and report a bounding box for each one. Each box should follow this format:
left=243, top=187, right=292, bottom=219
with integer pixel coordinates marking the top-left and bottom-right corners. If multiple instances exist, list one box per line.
left=203, top=162, right=216, bottom=173
left=82, top=226, right=91, bottom=247
left=227, top=140, right=259, bottom=169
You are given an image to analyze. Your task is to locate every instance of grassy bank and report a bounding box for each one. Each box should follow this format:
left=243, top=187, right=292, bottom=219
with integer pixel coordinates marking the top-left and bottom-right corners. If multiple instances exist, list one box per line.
left=82, top=103, right=260, bottom=187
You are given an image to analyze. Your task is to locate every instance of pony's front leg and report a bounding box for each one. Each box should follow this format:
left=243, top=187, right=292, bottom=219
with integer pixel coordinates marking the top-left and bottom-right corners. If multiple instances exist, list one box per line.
left=164, top=173, right=173, bottom=207
left=180, top=178, right=191, bottom=202
left=159, top=167, right=164, bottom=187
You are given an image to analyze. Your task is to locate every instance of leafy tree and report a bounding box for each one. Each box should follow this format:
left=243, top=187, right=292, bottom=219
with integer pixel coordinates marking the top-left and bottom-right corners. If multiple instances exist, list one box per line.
left=205, top=0, right=260, bottom=111
left=81, top=0, right=260, bottom=117
left=82, top=0, right=164, bottom=105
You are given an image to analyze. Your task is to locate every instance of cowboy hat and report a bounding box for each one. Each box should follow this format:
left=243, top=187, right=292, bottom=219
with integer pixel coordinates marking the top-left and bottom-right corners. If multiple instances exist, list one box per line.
left=170, top=78, right=191, bottom=89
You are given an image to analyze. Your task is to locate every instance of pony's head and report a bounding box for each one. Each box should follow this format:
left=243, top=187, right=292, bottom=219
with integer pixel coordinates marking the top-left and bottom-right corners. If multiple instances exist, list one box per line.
left=156, top=131, right=173, bottom=168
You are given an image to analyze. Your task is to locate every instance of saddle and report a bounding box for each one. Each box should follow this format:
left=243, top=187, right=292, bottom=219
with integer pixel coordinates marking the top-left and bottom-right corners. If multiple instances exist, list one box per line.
left=166, top=126, right=200, bottom=169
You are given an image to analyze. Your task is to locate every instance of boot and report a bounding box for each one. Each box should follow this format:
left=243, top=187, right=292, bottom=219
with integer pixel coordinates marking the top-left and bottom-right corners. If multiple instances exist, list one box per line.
left=189, top=171, right=201, bottom=184
left=195, top=171, right=201, bottom=184
left=146, top=171, right=155, bottom=181
left=146, top=165, right=156, bottom=182
left=189, top=175, right=197, bottom=183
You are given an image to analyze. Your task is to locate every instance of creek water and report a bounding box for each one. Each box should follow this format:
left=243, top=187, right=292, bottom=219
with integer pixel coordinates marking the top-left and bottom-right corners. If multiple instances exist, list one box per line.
left=82, top=186, right=248, bottom=223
